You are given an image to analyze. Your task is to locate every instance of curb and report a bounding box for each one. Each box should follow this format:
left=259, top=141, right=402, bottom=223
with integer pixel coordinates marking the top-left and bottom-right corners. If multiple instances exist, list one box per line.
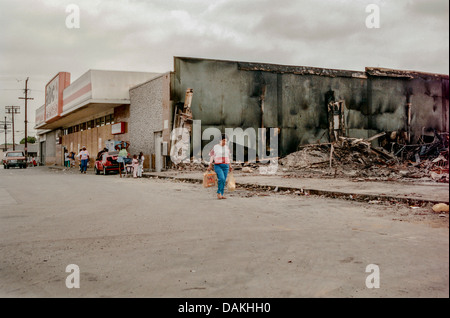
left=143, top=173, right=449, bottom=206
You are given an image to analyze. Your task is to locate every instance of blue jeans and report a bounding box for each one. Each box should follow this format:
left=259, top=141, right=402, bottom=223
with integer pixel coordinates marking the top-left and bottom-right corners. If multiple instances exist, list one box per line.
left=214, top=164, right=229, bottom=195
left=81, top=159, right=88, bottom=172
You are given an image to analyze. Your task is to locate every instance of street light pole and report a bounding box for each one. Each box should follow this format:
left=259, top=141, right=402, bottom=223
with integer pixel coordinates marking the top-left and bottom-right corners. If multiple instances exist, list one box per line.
left=3, top=116, right=6, bottom=151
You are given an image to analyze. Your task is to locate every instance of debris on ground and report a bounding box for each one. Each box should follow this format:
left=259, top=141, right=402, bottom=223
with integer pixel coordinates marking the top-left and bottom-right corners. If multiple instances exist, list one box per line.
left=279, top=133, right=449, bottom=183
left=432, top=203, right=449, bottom=213
left=166, top=131, right=448, bottom=183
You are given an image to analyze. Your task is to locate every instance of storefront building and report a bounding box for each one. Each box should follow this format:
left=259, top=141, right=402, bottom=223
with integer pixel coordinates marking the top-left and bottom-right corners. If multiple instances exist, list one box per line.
left=35, top=70, right=161, bottom=167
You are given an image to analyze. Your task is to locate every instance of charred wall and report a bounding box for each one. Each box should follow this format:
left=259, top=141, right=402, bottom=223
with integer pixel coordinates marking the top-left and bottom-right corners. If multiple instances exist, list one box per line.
left=367, top=73, right=449, bottom=143
left=172, top=57, right=449, bottom=157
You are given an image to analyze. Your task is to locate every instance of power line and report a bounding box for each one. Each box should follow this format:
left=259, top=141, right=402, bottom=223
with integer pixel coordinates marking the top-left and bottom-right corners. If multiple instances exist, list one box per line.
left=0, top=117, right=12, bottom=151
left=6, top=106, right=20, bottom=150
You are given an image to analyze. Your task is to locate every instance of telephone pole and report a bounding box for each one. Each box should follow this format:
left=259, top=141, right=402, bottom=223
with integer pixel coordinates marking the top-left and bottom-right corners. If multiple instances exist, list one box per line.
left=5, top=106, right=20, bottom=151
left=18, top=77, right=33, bottom=157
left=0, top=117, right=12, bottom=152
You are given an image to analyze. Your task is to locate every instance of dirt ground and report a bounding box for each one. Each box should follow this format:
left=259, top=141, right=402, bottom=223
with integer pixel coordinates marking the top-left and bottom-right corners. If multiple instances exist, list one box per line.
left=0, top=167, right=448, bottom=298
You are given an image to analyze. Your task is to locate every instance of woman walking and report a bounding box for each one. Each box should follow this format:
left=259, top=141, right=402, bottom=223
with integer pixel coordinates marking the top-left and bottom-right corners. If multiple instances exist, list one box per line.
left=207, top=134, right=232, bottom=200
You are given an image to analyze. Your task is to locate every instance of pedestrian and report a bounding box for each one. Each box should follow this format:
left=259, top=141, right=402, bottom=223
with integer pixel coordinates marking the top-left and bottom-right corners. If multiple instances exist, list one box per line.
left=132, top=154, right=139, bottom=178
left=64, top=149, right=70, bottom=168
left=117, top=145, right=129, bottom=178
left=137, top=152, right=144, bottom=178
left=77, top=146, right=90, bottom=174
left=207, top=134, right=233, bottom=200
left=78, top=149, right=83, bottom=172
left=69, top=152, right=75, bottom=168
left=97, top=147, right=109, bottom=161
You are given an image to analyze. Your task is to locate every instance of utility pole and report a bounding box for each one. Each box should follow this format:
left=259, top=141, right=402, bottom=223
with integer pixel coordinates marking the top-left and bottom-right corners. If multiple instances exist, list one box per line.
left=0, top=117, right=12, bottom=152
left=18, top=77, right=33, bottom=157
left=5, top=106, right=20, bottom=151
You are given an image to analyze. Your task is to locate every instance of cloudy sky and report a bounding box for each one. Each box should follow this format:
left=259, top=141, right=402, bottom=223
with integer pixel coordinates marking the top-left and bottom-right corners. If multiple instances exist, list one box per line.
left=0, top=0, right=448, bottom=139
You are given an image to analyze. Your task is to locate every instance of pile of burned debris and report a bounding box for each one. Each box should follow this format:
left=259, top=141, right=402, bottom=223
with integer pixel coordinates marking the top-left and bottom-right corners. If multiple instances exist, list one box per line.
left=170, top=161, right=207, bottom=171
left=167, top=131, right=448, bottom=183
left=279, top=132, right=449, bottom=183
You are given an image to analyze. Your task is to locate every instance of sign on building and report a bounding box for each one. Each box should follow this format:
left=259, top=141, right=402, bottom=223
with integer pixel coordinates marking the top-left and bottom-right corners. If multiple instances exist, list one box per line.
left=45, top=72, right=71, bottom=123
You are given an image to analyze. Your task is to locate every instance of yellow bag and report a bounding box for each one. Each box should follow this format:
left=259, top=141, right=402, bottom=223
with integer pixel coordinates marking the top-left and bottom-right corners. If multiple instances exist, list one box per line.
left=227, top=172, right=236, bottom=192
left=203, top=171, right=217, bottom=188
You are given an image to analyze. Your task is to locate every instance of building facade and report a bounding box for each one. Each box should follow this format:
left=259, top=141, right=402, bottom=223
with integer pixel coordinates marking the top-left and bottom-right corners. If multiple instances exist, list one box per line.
left=35, top=57, right=449, bottom=170
left=35, top=70, right=161, bottom=167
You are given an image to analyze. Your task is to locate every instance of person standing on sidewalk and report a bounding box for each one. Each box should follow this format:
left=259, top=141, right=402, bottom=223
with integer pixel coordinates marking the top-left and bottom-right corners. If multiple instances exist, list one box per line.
left=116, top=145, right=129, bottom=178
left=64, top=149, right=70, bottom=168
left=137, top=152, right=145, bottom=178
left=132, top=154, right=139, bottom=178
left=207, top=134, right=232, bottom=200
left=77, top=146, right=90, bottom=174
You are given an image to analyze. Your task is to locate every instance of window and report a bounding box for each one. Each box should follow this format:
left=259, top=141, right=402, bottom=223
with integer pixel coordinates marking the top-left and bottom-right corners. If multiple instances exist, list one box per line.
left=7, top=152, right=24, bottom=157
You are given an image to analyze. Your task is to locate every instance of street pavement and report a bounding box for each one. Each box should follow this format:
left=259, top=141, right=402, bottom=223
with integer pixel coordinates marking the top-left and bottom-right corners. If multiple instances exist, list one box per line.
left=0, top=166, right=448, bottom=298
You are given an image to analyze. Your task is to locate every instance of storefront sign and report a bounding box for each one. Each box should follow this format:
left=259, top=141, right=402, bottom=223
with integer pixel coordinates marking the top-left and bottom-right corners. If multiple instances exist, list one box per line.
left=45, top=72, right=71, bottom=123
left=35, top=104, right=45, bottom=127
left=46, top=76, right=59, bottom=120
left=111, top=122, right=126, bottom=135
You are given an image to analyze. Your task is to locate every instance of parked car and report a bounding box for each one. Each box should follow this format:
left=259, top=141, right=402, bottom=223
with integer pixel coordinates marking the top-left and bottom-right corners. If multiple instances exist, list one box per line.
left=94, top=152, right=121, bottom=175
left=3, top=151, right=27, bottom=169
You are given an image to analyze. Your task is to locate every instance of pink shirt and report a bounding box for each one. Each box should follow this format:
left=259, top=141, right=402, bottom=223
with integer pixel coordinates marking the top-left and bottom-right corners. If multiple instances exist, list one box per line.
left=209, top=144, right=231, bottom=164
left=78, top=150, right=89, bottom=160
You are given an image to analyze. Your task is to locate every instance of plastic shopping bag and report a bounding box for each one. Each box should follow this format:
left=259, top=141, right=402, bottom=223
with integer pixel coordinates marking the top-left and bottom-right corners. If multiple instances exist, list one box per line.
left=203, top=171, right=217, bottom=188
left=227, top=172, right=236, bottom=192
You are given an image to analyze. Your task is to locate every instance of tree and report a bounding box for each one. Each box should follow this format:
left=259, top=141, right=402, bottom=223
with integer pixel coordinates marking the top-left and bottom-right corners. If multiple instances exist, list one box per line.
left=20, top=136, right=36, bottom=144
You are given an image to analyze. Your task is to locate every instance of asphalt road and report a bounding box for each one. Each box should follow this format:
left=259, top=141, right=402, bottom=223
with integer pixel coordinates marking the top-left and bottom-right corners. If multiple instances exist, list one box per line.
left=0, top=166, right=448, bottom=298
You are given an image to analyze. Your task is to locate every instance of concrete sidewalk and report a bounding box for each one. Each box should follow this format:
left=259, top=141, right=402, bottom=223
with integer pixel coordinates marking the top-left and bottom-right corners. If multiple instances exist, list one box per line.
left=143, top=171, right=450, bottom=205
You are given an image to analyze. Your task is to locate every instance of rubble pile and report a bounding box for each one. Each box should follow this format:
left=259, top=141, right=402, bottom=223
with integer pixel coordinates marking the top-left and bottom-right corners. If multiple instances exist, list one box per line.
left=171, top=161, right=207, bottom=171
left=279, top=135, right=449, bottom=183
left=167, top=132, right=448, bottom=183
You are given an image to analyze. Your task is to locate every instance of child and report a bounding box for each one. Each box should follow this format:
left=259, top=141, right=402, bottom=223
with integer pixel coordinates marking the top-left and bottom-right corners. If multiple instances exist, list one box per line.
left=137, top=152, right=144, bottom=178
left=132, top=154, right=139, bottom=178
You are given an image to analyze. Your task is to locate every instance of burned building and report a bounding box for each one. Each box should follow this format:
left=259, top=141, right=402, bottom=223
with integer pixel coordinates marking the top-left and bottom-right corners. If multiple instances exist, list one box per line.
left=169, top=57, right=449, bottom=158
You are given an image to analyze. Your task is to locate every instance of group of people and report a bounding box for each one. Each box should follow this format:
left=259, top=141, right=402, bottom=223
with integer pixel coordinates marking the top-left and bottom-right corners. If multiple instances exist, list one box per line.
left=63, top=147, right=89, bottom=173
left=63, top=142, right=145, bottom=178
left=115, top=145, right=145, bottom=178
left=62, top=135, right=232, bottom=199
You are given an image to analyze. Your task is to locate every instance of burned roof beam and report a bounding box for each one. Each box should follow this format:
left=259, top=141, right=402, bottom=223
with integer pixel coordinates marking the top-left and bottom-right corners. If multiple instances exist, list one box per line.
left=366, top=67, right=449, bottom=80
left=238, top=62, right=367, bottom=78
